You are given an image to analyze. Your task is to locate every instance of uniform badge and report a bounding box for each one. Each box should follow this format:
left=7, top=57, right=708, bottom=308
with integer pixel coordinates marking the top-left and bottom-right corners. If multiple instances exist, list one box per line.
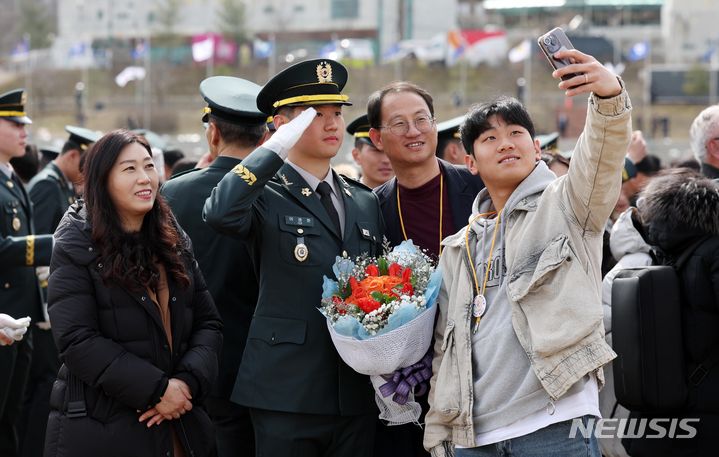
left=231, top=164, right=257, bottom=186
left=279, top=174, right=293, bottom=186
left=12, top=216, right=21, bottom=232
left=316, top=61, right=333, bottom=83
left=294, top=243, right=309, bottom=262
left=301, top=188, right=312, bottom=197
left=362, top=228, right=370, bottom=237
left=6, top=180, right=14, bottom=189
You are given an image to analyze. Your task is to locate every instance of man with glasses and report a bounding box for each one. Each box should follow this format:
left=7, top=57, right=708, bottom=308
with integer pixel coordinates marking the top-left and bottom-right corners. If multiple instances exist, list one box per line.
left=689, top=105, right=719, bottom=180
left=368, top=82, right=483, bottom=260
left=367, top=82, right=483, bottom=456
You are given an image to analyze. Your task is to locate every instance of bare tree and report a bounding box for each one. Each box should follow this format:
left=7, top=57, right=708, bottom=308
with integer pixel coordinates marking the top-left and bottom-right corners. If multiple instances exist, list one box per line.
left=217, top=0, right=247, bottom=45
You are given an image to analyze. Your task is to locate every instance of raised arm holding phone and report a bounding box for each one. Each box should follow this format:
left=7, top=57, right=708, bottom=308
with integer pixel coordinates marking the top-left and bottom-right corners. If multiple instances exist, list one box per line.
left=423, top=34, right=631, bottom=457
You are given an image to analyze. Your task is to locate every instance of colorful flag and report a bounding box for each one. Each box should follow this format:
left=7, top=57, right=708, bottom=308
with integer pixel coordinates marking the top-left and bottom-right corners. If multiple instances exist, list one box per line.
left=253, top=39, right=273, bottom=59
left=446, top=30, right=466, bottom=66
left=192, top=35, right=215, bottom=62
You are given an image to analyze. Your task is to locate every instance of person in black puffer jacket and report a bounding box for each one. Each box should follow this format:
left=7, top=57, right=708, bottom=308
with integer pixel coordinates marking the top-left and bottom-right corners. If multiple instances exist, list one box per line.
left=623, top=168, right=719, bottom=457
left=44, top=129, right=223, bottom=457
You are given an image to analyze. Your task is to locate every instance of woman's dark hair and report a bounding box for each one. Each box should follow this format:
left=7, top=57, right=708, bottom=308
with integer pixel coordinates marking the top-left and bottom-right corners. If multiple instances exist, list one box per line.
left=83, top=129, right=190, bottom=291
left=460, top=96, right=535, bottom=156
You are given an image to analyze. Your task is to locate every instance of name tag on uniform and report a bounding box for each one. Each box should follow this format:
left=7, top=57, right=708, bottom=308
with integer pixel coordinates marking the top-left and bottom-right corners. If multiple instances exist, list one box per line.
left=284, top=216, right=314, bottom=227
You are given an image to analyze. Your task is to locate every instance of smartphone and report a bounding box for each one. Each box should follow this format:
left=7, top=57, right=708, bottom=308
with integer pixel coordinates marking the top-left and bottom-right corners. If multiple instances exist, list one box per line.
left=537, top=27, right=582, bottom=82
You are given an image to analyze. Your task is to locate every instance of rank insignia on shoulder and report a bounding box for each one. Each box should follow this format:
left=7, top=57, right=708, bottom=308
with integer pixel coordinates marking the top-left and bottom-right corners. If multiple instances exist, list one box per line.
left=232, top=164, right=256, bottom=185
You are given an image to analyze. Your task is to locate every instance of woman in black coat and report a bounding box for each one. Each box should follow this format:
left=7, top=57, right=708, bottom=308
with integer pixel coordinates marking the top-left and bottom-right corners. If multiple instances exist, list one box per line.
left=44, top=129, right=222, bottom=457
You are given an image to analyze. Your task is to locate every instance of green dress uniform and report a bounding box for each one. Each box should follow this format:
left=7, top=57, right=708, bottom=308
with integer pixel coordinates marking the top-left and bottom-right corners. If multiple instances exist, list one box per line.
left=204, top=58, right=385, bottom=457
left=163, top=157, right=259, bottom=398
left=0, top=162, right=53, bottom=456
left=162, top=75, right=268, bottom=457
left=28, top=162, right=75, bottom=236
left=204, top=146, right=384, bottom=420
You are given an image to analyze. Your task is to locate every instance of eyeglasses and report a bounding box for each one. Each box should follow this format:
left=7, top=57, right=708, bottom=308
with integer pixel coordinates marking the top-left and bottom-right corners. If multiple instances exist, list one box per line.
left=380, top=115, right=435, bottom=136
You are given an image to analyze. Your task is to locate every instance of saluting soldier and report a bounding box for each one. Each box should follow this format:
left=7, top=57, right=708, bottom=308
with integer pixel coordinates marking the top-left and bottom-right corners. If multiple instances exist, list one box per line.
left=161, top=76, right=269, bottom=457
left=0, top=89, right=53, bottom=457
left=19, top=125, right=100, bottom=457
left=203, top=59, right=384, bottom=457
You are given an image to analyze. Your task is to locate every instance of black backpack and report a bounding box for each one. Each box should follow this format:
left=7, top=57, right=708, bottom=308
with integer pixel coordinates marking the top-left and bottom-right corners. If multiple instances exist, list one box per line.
left=611, top=236, right=718, bottom=413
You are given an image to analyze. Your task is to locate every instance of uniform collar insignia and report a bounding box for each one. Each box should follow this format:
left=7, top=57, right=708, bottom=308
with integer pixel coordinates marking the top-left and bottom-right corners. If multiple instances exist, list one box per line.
left=301, top=188, right=312, bottom=197
left=279, top=173, right=293, bottom=186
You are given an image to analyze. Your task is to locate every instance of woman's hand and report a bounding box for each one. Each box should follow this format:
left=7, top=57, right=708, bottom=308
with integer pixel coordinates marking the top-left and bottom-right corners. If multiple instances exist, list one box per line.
left=138, top=378, right=193, bottom=427
left=552, top=49, right=623, bottom=98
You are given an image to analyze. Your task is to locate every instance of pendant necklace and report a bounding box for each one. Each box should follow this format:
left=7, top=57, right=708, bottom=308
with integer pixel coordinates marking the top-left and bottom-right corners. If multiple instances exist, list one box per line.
left=465, top=209, right=502, bottom=334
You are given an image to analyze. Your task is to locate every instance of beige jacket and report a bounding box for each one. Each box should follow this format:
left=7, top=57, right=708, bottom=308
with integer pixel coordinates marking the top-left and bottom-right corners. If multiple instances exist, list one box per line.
left=424, top=90, right=633, bottom=456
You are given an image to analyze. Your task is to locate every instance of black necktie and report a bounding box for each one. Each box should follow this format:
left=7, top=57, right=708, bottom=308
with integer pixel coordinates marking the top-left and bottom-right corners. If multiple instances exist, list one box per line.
left=316, top=181, right=341, bottom=234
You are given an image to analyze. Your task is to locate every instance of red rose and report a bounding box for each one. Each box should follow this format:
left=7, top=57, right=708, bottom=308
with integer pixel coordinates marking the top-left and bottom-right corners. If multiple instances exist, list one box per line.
left=365, top=264, right=380, bottom=276
left=401, top=282, right=414, bottom=296
left=357, top=297, right=381, bottom=313
left=388, top=262, right=402, bottom=277
left=402, top=267, right=412, bottom=283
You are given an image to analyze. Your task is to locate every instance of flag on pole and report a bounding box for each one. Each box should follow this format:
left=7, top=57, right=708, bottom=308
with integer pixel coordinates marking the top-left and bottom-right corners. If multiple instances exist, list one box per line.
left=192, top=35, right=215, bottom=62
left=508, top=39, right=531, bottom=63
left=445, top=30, right=466, bottom=66
left=10, top=37, right=30, bottom=60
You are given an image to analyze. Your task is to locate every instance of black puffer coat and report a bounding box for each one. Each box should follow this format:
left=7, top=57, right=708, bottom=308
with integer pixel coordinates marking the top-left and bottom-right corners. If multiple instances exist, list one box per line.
left=624, top=174, right=719, bottom=457
left=44, top=203, right=223, bottom=457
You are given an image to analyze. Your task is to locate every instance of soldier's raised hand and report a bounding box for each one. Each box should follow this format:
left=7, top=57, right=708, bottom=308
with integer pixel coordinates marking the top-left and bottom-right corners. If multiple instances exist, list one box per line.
left=263, top=107, right=317, bottom=159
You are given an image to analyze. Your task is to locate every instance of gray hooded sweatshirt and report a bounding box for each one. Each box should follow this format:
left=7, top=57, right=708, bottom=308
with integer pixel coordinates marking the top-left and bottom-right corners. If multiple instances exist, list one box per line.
left=468, top=160, right=588, bottom=433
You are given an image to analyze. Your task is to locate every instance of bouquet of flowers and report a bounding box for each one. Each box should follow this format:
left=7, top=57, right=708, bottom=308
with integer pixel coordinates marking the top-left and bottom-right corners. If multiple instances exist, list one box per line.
left=320, top=240, right=442, bottom=424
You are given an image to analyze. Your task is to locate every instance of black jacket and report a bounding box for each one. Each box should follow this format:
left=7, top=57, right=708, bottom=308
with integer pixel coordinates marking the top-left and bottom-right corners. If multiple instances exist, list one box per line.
left=28, top=162, right=76, bottom=234
left=374, top=159, right=484, bottom=248
left=624, top=177, right=719, bottom=457
left=161, top=156, right=258, bottom=400
left=0, top=173, right=53, bottom=320
left=44, top=203, right=223, bottom=457
left=204, top=147, right=384, bottom=416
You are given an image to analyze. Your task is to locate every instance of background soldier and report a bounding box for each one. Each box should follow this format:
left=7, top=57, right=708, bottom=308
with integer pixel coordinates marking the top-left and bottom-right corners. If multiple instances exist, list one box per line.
left=204, top=59, right=384, bottom=457
left=435, top=115, right=467, bottom=166
left=161, top=75, right=269, bottom=457
left=0, top=89, right=53, bottom=457
left=347, top=114, right=394, bottom=189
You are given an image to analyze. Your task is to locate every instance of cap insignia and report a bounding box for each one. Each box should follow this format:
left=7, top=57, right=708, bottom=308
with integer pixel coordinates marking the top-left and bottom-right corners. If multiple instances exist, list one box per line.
left=20, top=92, right=27, bottom=105
left=316, top=62, right=333, bottom=83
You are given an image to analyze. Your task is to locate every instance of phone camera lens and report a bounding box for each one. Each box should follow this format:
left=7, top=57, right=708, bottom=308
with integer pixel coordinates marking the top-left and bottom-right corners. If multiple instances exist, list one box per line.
left=543, top=35, right=559, bottom=52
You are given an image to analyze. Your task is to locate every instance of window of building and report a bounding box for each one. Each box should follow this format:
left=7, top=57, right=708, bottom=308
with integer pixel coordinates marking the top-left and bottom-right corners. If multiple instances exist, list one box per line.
left=331, top=0, right=358, bottom=19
